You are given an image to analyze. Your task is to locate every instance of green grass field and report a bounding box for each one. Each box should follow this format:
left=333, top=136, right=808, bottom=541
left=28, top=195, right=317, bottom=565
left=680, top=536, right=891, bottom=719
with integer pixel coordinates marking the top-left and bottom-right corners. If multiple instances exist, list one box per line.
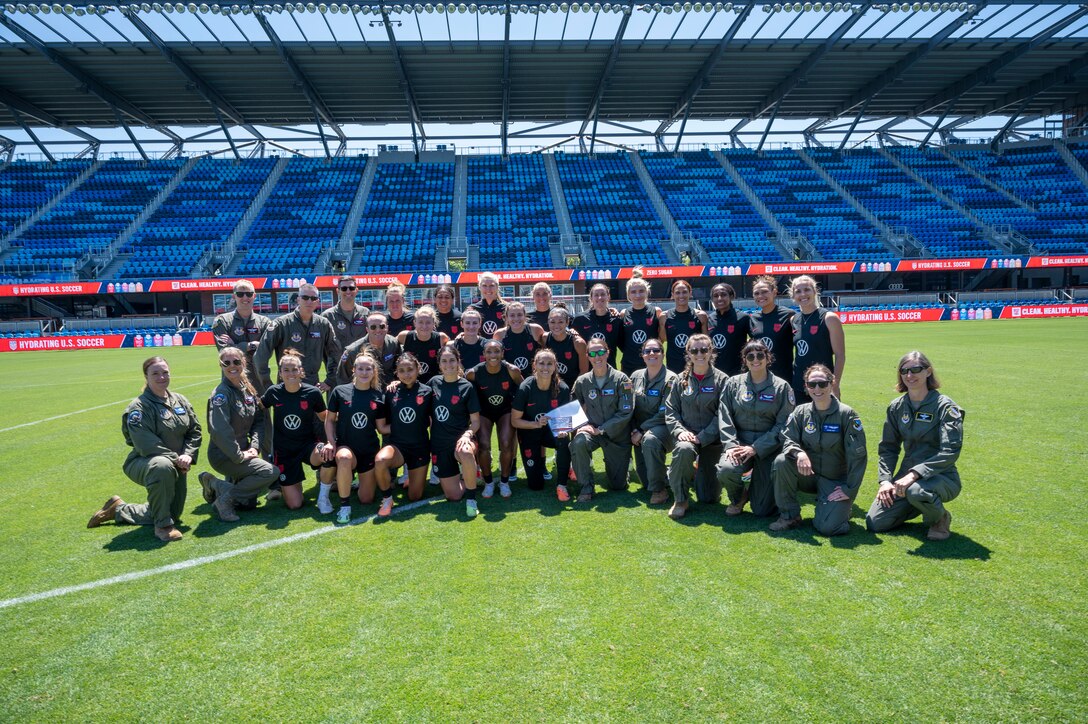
left=0, top=319, right=1086, bottom=721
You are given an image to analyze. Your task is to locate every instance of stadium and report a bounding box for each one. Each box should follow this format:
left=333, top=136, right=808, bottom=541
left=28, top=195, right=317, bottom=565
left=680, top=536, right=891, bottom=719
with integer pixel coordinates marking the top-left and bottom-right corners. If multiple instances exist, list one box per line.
left=0, top=1, right=1086, bottom=720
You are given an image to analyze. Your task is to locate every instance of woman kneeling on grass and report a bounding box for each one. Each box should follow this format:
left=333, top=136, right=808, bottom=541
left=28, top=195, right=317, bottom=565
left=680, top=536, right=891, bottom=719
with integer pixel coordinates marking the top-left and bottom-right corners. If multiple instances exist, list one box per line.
left=769, top=364, right=866, bottom=535
left=427, top=344, right=483, bottom=518
left=375, top=353, right=434, bottom=505
left=260, top=349, right=335, bottom=512
left=199, top=348, right=278, bottom=523
left=511, top=349, right=572, bottom=501
left=325, top=352, right=392, bottom=524
left=89, top=356, right=202, bottom=543
left=466, top=338, right=523, bottom=499
left=865, top=351, right=964, bottom=541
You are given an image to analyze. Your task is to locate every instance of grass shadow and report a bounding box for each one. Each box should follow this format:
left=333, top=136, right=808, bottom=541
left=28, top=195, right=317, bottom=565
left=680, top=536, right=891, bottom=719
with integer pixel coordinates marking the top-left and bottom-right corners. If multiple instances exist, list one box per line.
left=908, top=532, right=992, bottom=560
left=101, top=526, right=168, bottom=552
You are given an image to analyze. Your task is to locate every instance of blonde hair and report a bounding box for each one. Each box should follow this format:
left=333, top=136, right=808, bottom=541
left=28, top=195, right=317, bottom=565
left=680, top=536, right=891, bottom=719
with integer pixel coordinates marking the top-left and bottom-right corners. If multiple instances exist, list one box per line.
left=787, top=274, right=820, bottom=297
left=218, top=347, right=258, bottom=398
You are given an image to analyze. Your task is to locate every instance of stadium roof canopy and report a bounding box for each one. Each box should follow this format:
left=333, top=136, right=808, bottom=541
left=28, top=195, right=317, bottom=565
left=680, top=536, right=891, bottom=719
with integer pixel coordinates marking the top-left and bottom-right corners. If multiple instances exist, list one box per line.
left=0, top=0, right=1085, bottom=159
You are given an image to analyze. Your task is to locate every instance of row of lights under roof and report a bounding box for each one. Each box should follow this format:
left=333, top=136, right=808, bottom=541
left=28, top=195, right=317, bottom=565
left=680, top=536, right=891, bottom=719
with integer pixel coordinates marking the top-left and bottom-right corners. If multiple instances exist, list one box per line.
left=0, top=1, right=975, bottom=12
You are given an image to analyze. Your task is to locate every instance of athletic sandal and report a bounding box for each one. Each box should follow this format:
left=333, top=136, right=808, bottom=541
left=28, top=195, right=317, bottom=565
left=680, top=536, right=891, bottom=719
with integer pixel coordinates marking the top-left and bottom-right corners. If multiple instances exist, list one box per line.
left=87, top=495, right=123, bottom=528
left=556, top=484, right=571, bottom=502
left=927, top=511, right=952, bottom=541
left=198, top=472, right=218, bottom=504
left=465, top=499, right=479, bottom=518
left=154, top=525, right=183, bottom=542
left=378, top=498, right=394, bottom=517
left=482, top=482, right=496, bottom=499
left=649, top=490, right=670, bottom=505
left=769, top=516, right=802, bottom=531
left=498, top=481, right=512, bottom=498
left=336, top=507, right=352, bottom=525
left=668, top=500, right=689, bottom=520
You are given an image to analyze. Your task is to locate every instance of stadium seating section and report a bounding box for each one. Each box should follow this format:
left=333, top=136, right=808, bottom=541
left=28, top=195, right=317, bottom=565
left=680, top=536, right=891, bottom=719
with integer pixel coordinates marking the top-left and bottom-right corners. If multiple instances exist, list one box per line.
left=1, top=142, right=1086, bottom=282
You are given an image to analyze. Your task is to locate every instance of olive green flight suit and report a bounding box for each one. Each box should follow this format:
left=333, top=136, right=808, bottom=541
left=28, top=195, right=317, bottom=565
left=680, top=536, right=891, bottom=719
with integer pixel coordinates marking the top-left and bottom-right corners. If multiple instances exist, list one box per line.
left=665, top=366, right=730, bottom=504
left=570, top=367, right=635, bottom=494
left=253, top=310, right=341, bottom=390
left=629, top=366, right=677, bottom=493
left=206, top=380, right=277, bottom=506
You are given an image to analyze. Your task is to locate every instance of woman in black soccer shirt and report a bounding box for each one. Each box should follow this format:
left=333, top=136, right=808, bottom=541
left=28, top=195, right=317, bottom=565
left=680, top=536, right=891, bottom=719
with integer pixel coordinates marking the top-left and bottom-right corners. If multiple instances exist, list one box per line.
left=453, top=308, right=485, bottom=370
left=529, top=282, right=554, bottom=328
left=788, top=274, right=845, bottom=402
left=541, top=305, right=588, bottom=390
left=383, top=281, right=415, bottom=338
left=511, top=348, right=573, bottom=499
left=707, top=282, right=749, bottom=376
left=493, top=301, right=544, bottom=376
left=428, top=344, right=483, bottom=518
left=467, top=338, right=524, bottom=499
left=748, top=274, right=795, bottom=383
left=433, top=283, right=462, bottom=338
left=325, top=352, right=391, bottom=524
left=259, top=348, right=333, bottom=512
left=663, top=279, right=708, bottom=374
left=374, top=352, right=434, bottom=504
left=620, top=269, right=665, bottom=377
left=573, top=283, right=623, bottom=368
left=470, top=271, right=507, bottom=339
left=398, top=305, right=449, bottom=381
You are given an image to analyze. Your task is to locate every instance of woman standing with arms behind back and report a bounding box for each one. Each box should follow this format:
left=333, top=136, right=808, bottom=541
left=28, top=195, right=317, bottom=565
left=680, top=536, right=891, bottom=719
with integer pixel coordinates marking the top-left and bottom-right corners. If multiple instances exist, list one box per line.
left=747, top=275, right=794, bottom=383
left=788, top=275, right=845, bottom=402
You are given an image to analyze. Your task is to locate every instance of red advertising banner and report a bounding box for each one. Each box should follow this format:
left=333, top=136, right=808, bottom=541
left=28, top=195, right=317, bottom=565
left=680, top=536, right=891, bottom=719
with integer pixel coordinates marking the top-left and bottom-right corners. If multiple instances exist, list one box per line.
left=0, top=334, right=126, bottom=352
left=998, top=304, right=1088, bottom=319
left=839, top=308, right=946, bottom=324
left=190, top=331, right=216, bottom=346
left=0, top=282, right=103, bottom=297
left=614, top=266, right=703, bottom=279
left=146, top=278, right=268, bottom=293
left=1025, top=255, right=1088, bottom=269
left=746, top=261, right=857, bottom=275
left=457, top=270, right=576, bottom=284
left=311, top=273, right=414, bottom=288
left=895, top=258, right=988, bottom=272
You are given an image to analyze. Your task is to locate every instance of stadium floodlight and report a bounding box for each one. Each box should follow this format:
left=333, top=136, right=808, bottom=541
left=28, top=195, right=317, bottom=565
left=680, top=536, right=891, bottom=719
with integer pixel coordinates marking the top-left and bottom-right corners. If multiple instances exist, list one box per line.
left=316, top=2, right=325, bottom=10
left=185, top=2, right=196, bottom=11
left=803, top=2, right=811, bottom=10
left=15, top=2, right=26, bottom=10
left=62, top=2, right=73, bottom=11
left=558, top=1, right=567, bottom=10
left=50, top=2, right=61, bottom=11
left=26, top=2, right=35, bottom=11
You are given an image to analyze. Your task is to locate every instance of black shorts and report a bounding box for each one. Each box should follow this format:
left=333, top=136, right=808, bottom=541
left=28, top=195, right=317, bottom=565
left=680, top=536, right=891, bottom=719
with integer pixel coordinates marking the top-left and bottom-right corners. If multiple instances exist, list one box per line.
left=430, top=439, right=466, bottom=479
left=479, top=405, right=512, bottom=424
left=273, top=442, right=326, bottom=486
left=336, top=443, right=377, bottom=475
left=388, top=441, right=429, bottom=471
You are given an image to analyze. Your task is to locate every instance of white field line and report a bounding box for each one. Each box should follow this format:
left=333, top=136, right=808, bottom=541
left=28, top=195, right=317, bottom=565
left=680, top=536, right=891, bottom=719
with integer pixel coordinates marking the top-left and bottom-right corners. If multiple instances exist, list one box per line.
left=0, top=497, right=440, bottom=611
left=0, top=379, right=216, bottom=434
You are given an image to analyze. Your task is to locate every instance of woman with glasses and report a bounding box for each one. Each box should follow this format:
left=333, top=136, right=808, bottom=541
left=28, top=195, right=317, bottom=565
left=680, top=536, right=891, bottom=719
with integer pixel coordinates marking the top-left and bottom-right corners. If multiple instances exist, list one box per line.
left=427, top=344, right=482, bottom=518
left=663, top=280, right=708, bottom=374
left=716, top=340, right=795, bottom=520
left=788, top=275, right=845, bottom=402
left=707, top=282, right=749, bottom=376
left=254, top=282, right=340, bottom=393
left=629, top=339, right=677, bottom=506
left=865, top=351, right=964, bottom=541
left=433, top=283, right=463, bottom=338
left=470, top=271, right=507, bottom=339
left=212, top=279, right=271, bottom=373
left=620, top=268, right=665, bottom=378
left=541, top=305, right=588, bottom=390
left=747, top=275, right=794, bottom=383
left=259, top=348, right=334, bottom=512
left=466, top=339, right=523, bottom=499
left=770, top=364, right=866, bottom=535
left=88, top=356, right=202, bottom=543
left=511, top=349, right=573, bottom=500
left=199, top=348, right=278, bottom=523
left=325, top=352, right=391, bottom=524
left=493, top=301, right=544, bottom=376
left=322, top=275, right=369, bottom=350
left=338, top=311, right=401, bottom=384
left=569, top=338, right=635, bottom=502
left=398, top=305, right=449, bottom=381
left=664, top=334, right=730, bottom=520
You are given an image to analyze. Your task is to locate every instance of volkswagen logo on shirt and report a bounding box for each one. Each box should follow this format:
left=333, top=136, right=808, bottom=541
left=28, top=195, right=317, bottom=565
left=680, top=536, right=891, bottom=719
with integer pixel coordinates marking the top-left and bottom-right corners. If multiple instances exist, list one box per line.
left=557, top=362, right=568, bottom=375
left=514, top=356, right=529, bottom=370
left=632, top=329, right=647, bottom=344
left=796, top=339, right=809, bottom=357
left=712, top=334, right=726, bottom=349
left=760, top=336, right=774, bottom=351
left=482, top=321, right=499, bottom=335
left=488, top=394, right=505, bottom=406
left=434, top=406, right=450, bottom=422
left=283, top=414, right=302, bottom=431
left=351, top=412, right=367, bottom=429
left=591, top=332, right=605, bottom=340
left=419, top=362, right=430, bottom=375
left=674, top=334, right=689, bottom=348
left=399, top=407, right=416, bottom=424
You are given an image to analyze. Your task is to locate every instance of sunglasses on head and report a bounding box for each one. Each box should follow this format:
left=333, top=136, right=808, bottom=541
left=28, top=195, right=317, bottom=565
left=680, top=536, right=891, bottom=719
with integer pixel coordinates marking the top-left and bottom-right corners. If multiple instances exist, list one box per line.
left=805, top=379, right=830, bottom=389
left=745, top=351, right=767, bottom=361
left=221, top=358, right=243, bottom=367
left=369, top=323, right=386, bottom=330
left=689, top=347, right=711, bottom=355
left=587, top=349, right=608, bottom=358
left=234, top=291, right=254, bottom=298
left=900, top=364, right=928, bottom=376
left=339, top=286, right=357, bottom=292
left=299, top=294, right=319, bottom=302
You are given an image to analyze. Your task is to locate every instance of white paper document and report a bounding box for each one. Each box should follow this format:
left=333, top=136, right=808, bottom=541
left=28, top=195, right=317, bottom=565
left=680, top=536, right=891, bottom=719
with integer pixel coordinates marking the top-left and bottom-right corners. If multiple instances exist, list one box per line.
left=545, top=400, right=589, bottom=436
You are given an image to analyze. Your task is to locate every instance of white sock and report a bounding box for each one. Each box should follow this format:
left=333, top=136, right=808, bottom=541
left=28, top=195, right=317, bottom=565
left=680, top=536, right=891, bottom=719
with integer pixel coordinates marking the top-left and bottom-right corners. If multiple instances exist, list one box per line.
left=318, top=483, right=332, bottom=499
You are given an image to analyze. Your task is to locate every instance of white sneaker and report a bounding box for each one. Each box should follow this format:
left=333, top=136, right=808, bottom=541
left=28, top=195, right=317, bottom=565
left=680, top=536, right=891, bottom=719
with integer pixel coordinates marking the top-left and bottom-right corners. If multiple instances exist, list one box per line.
left=465, top=499, right=478, bottom=518
left=429, top=467, right=440, bottom=486
left=397, top=471, right=409, bottom=488
left=317, top=495, right=333, bottom=515
left=543, top=471, right=553, bottom=482
left=499, top=481, right=512, bottom=498
left=507, top=473, right=518, bottom=484
left=482, top=482, right=496, bottom=499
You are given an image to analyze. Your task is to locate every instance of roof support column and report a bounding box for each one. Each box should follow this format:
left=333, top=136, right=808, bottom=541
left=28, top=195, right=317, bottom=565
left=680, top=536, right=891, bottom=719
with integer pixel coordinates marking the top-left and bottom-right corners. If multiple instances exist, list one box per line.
left=8, top=108, right=53, bottom=163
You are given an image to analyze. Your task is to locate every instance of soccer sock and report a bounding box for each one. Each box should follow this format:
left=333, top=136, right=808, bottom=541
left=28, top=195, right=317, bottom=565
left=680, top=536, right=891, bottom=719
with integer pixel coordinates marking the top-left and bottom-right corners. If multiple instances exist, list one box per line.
left=319, top=483, right=332, bottom=498
left=339, top=495, right=351, bottom=507
left=464, top=488, right=476, bottom=500
left=483, top=474, right=494, bottom=484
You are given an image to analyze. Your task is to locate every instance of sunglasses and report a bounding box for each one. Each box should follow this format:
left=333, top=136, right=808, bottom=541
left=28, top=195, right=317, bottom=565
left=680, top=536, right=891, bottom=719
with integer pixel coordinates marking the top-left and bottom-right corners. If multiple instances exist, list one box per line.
left=299, top=294, right=319, bottom=302
left=805, top=379, right=830, bottom=389
left=745, top=351, right=767, bottom=361
left=900, top=365, right=928, bottom=376
left=689, top=347, right=711, bottom=355
left=369, top=323, right=387, bottom=330
left=587, top=349, right=608, bottom=358
left=234, top=291, right=254, bottom=298
left=339, top=286, right=357, bottom=292
left=641, top=348, right=663, bottom=356
left=220, top=358, right=243, bottom=367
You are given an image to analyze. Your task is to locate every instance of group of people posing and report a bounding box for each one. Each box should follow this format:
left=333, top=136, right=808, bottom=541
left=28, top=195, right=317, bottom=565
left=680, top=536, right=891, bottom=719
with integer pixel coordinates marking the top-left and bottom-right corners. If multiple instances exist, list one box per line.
left=87, top=270, right=965, bottom=545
